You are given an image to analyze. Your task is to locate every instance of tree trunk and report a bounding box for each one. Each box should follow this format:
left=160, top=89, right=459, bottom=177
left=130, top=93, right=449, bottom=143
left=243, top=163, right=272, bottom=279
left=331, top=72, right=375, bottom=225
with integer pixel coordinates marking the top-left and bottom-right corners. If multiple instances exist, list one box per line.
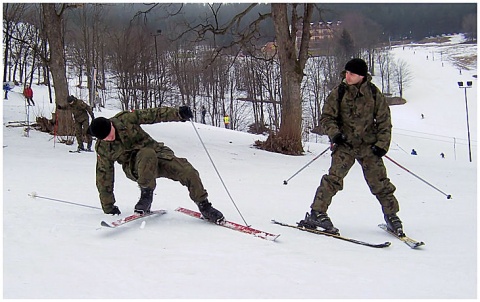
left=258, top=4, right=312, bottom=155
left=41, top=3, right=73, bottom=136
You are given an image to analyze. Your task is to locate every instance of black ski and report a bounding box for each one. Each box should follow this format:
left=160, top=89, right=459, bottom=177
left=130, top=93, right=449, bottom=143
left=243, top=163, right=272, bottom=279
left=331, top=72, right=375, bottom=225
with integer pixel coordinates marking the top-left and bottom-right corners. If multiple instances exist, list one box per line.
left=69, top=149, right=94, bottom=153
left=378, top=223, right=425, bottom=249
left=272, top=220, right=391, bottom=248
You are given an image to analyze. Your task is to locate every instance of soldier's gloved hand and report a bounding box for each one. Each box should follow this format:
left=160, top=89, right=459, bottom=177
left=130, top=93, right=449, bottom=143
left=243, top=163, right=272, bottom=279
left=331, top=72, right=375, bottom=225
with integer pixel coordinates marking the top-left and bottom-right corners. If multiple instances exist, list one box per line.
left=57, top=104, right=63, bottom=110
left=331, top=133, right=346, bottom=145
left=107, top=206, right=121, bottom=215
left=372, top=145, right=387, bottom=157
left=179, top=106, right=193, bottom=121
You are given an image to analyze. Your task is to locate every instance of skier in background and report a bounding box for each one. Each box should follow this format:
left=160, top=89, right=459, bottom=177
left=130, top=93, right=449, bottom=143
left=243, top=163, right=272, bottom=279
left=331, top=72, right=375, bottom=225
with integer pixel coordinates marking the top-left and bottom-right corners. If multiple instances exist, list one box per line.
left=201, top=105, right=206, bottom=124
left=57, top=95, right=95, bottom=151
left=224, top=114, right=230, bottom=129
left=23, top=84, right=35, bottom=106
left=3, top=82, right=11, bottom=100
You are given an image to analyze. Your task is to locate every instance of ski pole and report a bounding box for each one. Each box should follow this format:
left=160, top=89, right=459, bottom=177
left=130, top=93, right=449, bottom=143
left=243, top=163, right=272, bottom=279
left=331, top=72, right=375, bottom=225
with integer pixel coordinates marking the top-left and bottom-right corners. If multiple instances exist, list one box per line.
left=189, top=120, right=249, bottom=226
left=29, top=192, right=102, bottom=210
left=384, top=155, right=452, bottom=199
left=283, top=145, right=330, bottom=185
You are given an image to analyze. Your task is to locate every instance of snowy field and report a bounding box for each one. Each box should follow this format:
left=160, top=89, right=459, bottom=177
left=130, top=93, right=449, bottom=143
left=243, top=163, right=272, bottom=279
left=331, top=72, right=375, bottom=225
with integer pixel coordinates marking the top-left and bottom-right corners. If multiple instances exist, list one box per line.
left=3, top=34, right=477, bottom=298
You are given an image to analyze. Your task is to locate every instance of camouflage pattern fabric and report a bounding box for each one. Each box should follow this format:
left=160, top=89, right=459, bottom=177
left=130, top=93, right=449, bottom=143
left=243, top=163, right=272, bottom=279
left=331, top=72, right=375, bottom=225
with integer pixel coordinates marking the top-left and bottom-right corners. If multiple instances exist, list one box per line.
left=59, top=98, right=94, bottom=146
left=321, top=74, right=392, bottom=151
left=311, top=75, right=399, bottom=215
left=94, top=107, right=208, bottom=213
left=63, top=98, right=94, bottom=123
left=75, top=118, right=92, bottom=147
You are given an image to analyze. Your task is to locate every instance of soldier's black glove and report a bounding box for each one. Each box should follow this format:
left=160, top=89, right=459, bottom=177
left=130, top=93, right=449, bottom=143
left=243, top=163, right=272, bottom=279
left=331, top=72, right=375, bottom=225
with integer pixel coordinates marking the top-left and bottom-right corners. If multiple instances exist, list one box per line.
left=57, top=104, right=63, bottom=110
left=107, top=206, right=121, bottom=215
left=179, top=106, right=193, bottom=121
left=372, top=145, right=387, bottom=157
left=331, top=133, right=346, bottom=145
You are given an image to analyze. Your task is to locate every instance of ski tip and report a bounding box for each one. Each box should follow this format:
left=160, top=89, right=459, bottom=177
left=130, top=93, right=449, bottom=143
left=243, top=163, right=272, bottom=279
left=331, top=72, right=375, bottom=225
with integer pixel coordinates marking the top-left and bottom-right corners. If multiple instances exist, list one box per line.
left=412, top=241, right=426, bottom=248
left=268, top=234, right=281, bottom=241
left=100, top=221, right=113, bottom=228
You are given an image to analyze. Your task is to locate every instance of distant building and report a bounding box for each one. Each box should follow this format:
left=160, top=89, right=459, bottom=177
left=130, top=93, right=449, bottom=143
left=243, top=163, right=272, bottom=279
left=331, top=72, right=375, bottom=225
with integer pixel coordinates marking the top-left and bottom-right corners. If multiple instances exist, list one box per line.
left=262, top=20, right=342, bottom=58
left=295, top=21, right=343, bottom=56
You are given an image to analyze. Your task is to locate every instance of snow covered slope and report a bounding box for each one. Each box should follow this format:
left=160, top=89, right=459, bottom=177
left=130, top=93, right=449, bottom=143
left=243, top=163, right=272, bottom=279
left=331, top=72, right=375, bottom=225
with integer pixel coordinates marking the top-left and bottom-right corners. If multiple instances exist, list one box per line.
left=3, top=35, right=476, bottom=298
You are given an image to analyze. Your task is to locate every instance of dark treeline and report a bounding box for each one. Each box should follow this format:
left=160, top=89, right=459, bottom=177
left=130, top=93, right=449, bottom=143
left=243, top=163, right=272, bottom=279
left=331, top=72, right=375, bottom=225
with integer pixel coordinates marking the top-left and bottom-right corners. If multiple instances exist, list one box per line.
left=317, top=3, right=475, bottom=40
left=96, top=3, right=475, bottom=44
left=131, top=3, right=475, bottom=42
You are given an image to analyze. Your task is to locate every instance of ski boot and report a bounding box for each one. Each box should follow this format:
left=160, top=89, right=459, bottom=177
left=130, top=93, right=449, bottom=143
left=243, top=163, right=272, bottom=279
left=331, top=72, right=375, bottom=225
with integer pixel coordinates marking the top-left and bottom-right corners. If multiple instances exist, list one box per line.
left=134, top=187, right=154, bottom=214
left=77, top=143, right=86, bottom=152
left=384, top=213, right=405, bottom=237
left=197, top=200, right=225, bottom=224
left=298, top=210, right=340, bottom=235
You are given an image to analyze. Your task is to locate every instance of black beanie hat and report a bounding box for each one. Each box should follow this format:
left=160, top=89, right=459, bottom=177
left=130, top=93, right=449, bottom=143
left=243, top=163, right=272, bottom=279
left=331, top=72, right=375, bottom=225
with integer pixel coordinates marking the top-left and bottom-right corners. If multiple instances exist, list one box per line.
left=67, top=95, right=76, bottom=103
left=88, top=117, right=111, bottom=139
left=345, top=58, right=368, bottom=77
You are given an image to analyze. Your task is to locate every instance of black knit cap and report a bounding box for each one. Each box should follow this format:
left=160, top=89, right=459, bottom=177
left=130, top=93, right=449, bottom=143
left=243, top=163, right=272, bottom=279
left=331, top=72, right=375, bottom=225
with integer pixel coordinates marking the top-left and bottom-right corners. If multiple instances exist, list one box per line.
left=345, top=58, right=368, bottom=77
left=67, top=95, right=76, bottom=103
left=88, top=117, right=111, bottom=139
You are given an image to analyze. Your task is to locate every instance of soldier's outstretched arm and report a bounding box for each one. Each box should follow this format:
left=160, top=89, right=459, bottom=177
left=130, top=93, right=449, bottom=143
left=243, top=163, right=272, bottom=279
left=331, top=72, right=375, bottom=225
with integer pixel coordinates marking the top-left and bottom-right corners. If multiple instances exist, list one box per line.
left=127, top=107, right=183, bottom=125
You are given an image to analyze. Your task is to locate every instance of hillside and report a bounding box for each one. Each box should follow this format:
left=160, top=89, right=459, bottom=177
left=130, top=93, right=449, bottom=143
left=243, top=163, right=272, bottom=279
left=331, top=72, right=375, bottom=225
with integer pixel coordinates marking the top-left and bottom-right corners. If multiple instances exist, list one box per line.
left=3, top=34, right=477, bottom=299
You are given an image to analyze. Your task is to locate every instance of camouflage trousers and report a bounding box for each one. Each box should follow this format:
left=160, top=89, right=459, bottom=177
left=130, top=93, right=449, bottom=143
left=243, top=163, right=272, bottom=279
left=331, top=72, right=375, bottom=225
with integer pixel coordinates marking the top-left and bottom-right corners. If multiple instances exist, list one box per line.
left=75, top=119, right=92, bottom=148
left=311, top=144, right=399, bottom=215
left=132, top=147, right=208, bottom=203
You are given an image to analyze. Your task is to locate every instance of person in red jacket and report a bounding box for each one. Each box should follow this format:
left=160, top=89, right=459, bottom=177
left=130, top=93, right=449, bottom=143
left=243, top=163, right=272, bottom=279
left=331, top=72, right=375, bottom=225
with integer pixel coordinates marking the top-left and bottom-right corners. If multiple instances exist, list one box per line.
left=23, top=84, right=35, bottom=106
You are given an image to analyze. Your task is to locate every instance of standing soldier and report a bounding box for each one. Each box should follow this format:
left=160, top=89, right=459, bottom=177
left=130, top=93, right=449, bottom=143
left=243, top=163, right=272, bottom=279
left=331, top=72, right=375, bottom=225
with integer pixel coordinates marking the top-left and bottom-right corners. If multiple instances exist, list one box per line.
left=23, top=84, right=35, bottom=106
left=87, top=106, right=224, bottom=223
left=57, top=95, right=95, bottom=151
left=299, top=58, right=404, bottom=236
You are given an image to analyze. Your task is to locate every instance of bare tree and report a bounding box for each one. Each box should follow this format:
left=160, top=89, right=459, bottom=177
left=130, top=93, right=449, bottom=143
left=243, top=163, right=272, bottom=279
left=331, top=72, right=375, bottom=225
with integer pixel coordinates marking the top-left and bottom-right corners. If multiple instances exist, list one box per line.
left=392, top=58, right=412, bottom=99
left=376, top=49, right=392, bottom=94
left=303, top=56, right=327, bottom=133
left=144, top=3, right=314, bottom=154
left=258, top=3, right=314, bottom=155
left=41, top=3, right=79, bottom=135
left=108, top=23, right=154, bottom=111
left=3, top=3, right=27, bottom=83
left=340, top=12, right=382, bottom=73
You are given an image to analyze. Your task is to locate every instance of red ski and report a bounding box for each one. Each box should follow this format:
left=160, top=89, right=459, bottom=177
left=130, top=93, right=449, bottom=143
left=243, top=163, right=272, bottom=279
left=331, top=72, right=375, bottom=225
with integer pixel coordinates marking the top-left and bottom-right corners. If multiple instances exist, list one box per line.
left=175, top=207, right=280, bottom=241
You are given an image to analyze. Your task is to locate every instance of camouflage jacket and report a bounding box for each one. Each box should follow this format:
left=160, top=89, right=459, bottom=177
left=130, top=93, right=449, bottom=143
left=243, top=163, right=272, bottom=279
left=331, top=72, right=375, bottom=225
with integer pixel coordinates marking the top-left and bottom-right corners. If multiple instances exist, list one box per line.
left=59, top=98, right=94, bottom=123
left=320, top=74, right=392, bottom=151
left=95, top=107, right=183, bottom=213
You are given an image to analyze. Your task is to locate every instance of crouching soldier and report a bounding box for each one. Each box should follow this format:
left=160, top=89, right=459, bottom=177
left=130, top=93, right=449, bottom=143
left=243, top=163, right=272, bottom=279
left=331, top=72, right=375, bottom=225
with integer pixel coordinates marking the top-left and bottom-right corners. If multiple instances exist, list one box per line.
left=87, top=106, right=224, bottom=224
